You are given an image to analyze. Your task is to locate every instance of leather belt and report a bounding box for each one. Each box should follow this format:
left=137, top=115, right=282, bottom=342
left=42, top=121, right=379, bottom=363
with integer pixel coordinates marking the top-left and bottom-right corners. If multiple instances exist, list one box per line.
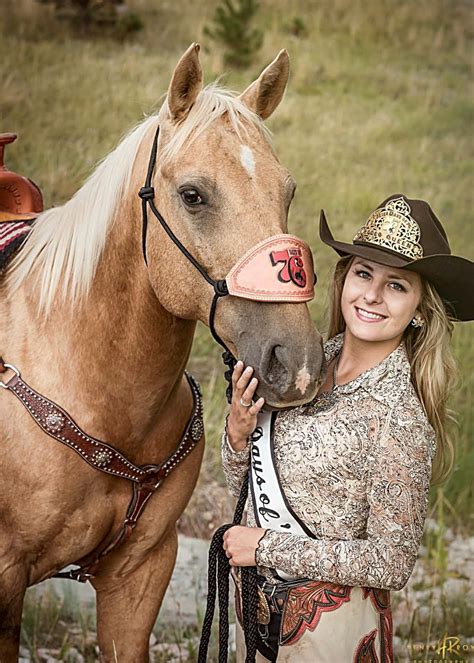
left=258, top=576, right=312, bottom=617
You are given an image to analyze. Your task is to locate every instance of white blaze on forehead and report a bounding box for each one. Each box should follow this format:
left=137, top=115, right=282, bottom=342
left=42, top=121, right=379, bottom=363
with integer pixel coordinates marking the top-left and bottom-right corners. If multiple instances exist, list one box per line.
left=295, top=365, right=311, bottom=395
left=240, top=144, right=256, bottom=177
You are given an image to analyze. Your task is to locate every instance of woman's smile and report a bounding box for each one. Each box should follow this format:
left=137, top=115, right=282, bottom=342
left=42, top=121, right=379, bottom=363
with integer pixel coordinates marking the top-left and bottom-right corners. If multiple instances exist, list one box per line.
left=354, top=306, right=388, bottom=322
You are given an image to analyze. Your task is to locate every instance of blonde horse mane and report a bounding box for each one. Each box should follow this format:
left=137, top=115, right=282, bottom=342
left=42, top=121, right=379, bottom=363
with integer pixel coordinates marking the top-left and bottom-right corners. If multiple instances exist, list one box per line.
left=7, top=83, right=269, bottom=313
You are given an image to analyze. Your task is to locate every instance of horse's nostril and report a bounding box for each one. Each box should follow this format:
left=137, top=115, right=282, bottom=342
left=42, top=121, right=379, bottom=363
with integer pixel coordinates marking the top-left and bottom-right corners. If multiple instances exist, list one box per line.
left=266, top=345, right=289, bottom=390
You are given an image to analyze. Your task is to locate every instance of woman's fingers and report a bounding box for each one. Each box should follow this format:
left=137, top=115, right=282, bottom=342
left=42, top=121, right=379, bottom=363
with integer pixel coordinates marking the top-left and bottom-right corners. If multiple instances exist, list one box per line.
left=248, top=397, right=265, bottom=417
left=231, top=360, right=244, bottom=387
left=236, top=366, right=254, bottom=393
left=232, top=362, right=257, bottom=400
left=228, top=363, right=264, bottom=443
left=240, top=377, right=258, bottom=405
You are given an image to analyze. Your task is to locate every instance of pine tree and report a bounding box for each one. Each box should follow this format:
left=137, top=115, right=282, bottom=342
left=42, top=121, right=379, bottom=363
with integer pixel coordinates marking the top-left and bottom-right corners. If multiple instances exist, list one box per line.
left=204, top=0, right=263, bottom=68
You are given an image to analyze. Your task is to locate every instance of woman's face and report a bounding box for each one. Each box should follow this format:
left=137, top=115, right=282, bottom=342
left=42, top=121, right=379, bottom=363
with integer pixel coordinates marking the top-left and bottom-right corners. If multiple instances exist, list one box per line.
left=341, top=257, right=423, bottom=344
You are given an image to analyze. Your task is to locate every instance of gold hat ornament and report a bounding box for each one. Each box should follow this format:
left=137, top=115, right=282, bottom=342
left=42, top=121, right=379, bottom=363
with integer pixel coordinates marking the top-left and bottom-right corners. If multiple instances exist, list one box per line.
left=319, top=193, right=474, bottom=321
left=353, top=197, right=423, bottom=261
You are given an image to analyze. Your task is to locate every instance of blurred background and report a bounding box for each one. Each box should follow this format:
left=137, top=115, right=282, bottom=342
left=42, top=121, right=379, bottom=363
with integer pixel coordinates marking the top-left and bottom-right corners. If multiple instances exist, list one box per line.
left=1, top=0, right=473, bottom=660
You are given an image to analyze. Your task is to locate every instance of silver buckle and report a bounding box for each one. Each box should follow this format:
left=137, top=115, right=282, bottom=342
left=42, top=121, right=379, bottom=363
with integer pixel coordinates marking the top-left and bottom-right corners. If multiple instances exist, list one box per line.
left=261, top=581, right=277, bottom=599
left=0, top=363, right=20, bottom=389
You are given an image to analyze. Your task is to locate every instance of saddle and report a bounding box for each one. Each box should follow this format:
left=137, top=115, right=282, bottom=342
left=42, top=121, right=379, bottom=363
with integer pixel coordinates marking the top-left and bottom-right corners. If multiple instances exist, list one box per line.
left=0, top=132, right=42, bottom=269
left=0, top=132, right=43, bottom=217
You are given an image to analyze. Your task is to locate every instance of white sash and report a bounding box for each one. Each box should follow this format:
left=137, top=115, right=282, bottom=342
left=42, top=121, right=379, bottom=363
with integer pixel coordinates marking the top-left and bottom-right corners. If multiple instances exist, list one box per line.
left=249, top=411, right=314, bottom=581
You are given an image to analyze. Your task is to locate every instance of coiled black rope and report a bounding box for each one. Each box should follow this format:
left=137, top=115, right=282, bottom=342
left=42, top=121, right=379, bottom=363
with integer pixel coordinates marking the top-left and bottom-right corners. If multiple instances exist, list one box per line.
left=198, top=473, right=258, bottom=662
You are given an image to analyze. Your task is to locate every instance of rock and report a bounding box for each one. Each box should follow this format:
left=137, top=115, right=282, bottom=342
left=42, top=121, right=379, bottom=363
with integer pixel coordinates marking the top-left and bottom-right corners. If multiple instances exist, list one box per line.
left=444, top=526, right=455, bottom=543
left=416, top=605, right=431, bottom=624
left=424, top=517, right=440, bottom=534
left=414, top=586, right=442, bottom=605
left=443, top=577, right=471, bottom=600
left=64, top=648, right=85, bottom=663
left=393, top=635, right=405, bottom=659
left=37, top=650, right=60, bottom=662
left=150, top=642, right=192, bottom=661
left=393, top=599, right=412, bottom=627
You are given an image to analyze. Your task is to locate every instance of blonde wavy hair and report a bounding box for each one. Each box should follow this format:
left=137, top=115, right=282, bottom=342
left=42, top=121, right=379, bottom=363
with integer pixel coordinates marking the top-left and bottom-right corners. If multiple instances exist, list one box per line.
left=327, top=255, right=457, bottom=485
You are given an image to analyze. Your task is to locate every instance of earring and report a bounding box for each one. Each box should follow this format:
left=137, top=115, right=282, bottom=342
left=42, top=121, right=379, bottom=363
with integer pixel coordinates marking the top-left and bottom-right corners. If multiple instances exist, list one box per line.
left=411, top=314, right=425, bottom=328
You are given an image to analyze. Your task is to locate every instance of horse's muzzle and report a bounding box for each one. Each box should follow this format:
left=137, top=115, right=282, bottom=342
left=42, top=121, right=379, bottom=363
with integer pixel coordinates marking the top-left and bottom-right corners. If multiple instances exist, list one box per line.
left=243, top=331, right=325, bottom=408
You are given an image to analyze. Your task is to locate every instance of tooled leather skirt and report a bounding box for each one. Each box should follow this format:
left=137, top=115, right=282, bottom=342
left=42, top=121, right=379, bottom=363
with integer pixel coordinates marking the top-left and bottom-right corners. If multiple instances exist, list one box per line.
left=232, top=572, right=394, bottom=662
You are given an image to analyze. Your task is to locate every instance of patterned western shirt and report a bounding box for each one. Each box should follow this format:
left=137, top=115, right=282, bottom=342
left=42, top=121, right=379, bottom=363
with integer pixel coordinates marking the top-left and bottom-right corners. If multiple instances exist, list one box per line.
left=221, top=332, right=436, bottom=590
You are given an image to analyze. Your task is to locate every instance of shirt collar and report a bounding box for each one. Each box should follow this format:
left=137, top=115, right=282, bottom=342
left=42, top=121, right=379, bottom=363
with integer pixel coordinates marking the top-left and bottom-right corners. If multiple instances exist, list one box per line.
left=323, top=332, right=412, bottom=407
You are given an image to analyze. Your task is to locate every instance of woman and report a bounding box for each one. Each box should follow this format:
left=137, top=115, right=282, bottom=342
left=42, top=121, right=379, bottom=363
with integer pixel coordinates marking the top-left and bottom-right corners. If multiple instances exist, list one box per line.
left=221, top=194, right=473, bottom=662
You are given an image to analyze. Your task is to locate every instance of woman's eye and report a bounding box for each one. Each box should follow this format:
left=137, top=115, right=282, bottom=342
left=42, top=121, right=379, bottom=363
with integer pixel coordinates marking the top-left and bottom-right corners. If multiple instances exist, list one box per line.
left=180, top=189, right=203, bottom=206
left=355, top=269, right=370, bottom=279
left=389, top=282, right=406, bottom=292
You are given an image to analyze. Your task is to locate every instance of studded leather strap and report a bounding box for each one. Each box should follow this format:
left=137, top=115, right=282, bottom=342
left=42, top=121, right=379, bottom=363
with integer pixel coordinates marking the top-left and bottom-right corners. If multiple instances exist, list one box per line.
left=3, top=370, right=203, bottom=482
left=1, top=362, right=204, bottom=581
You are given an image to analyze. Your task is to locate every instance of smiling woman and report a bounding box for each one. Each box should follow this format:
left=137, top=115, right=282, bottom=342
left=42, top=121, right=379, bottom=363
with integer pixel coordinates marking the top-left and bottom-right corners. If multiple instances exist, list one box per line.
left=214, top=194, right=474, bottom=662
left=340, top=259, right=423, bottom=347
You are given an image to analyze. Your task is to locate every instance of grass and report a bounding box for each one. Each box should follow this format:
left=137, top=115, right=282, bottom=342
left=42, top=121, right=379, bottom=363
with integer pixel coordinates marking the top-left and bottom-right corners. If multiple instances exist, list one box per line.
left=21, top=583, right=230, bottom=662
left=2, top=0, right=473, bottom=655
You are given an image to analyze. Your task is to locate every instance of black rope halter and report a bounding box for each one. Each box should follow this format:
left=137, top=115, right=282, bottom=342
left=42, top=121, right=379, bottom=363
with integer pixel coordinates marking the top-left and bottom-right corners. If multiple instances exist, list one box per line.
left=139, top=125, right=261, bottom=660
left=138, top=124, right=236, bottom=404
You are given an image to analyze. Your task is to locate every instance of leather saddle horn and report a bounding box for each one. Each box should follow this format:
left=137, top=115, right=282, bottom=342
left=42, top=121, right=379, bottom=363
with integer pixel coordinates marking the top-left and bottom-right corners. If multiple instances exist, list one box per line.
left=0, top=133, right=43, bottom=222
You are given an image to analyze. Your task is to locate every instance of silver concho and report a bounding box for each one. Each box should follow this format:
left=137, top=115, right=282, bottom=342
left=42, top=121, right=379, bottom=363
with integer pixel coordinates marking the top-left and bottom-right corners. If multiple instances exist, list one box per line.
left=45, top=411, right=65, bottom=433
left=190, top=416, right=204, bottom=441
left=92, top=449, right=113, bottom=467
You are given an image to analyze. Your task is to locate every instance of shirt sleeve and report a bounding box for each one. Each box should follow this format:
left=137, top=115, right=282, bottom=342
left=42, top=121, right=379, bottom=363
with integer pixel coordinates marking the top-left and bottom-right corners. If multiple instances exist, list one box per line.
left=255, top=403, right=436, bottom=591
left=221, top=418, right=251, bottom=498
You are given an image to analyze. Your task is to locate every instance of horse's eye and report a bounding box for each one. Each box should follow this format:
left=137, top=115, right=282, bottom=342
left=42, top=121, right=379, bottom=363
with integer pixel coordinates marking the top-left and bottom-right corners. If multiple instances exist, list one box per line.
left=180, top=189, right=203, bottom=206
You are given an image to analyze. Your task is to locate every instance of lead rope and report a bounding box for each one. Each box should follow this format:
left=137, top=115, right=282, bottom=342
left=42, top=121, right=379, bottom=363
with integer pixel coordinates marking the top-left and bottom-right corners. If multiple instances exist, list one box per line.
left=198, top=473, right=258, bottom=662
left=198, top=295, right=258, bottom=661
left=138, top=125, right=258, bottom=658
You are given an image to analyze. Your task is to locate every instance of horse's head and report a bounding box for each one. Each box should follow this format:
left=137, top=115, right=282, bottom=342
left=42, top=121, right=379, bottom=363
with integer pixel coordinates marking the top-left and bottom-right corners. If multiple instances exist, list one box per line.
left=137, top=44, right=325, bottom=408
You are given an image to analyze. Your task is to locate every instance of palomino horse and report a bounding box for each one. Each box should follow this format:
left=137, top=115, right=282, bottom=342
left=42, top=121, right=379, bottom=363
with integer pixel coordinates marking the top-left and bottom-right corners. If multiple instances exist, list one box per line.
left=0, top=44, right=324, bottom=661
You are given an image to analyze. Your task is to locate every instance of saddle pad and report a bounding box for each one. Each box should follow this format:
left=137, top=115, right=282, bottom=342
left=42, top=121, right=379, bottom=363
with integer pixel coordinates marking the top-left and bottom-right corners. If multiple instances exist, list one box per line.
left=0, top=219, right=34, bottom=271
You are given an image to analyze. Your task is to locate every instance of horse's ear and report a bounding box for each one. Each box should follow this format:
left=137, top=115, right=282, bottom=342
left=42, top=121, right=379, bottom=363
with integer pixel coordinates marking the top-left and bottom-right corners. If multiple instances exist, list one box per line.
left=240, top=50, right=290, bottom=120
left=167, top=43, right=203, bottom=122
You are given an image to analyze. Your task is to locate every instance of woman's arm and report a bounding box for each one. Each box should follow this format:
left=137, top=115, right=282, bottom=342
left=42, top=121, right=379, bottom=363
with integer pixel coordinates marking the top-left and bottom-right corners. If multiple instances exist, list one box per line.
left=221, top=361, right=265, bottom=498
left=255, top=407, right=436, bottom=591
left=221, top=420, right=251, bottom=497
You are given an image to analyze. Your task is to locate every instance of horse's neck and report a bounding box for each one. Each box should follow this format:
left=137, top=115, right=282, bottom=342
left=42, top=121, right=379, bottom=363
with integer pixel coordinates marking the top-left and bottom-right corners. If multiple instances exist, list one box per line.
left=30, top=206, right=196, bottom=447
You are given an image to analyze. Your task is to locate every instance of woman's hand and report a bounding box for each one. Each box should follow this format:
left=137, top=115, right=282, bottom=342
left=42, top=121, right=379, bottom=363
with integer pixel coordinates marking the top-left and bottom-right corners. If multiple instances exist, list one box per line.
left=226, top=361, right=265, bottom=451
left=223, top=525, right=268, bottom=567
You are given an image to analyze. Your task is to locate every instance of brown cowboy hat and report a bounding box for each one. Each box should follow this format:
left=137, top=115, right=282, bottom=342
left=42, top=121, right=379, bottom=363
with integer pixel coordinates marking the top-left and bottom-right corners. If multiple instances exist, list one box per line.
left=319, top=194, right=474, bottom=321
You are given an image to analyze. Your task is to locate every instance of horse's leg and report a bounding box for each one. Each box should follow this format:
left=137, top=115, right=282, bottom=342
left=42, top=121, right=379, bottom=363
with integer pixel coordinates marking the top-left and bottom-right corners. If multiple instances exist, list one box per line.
left=92, top=528, right=178, bottom=663
left=0, top=559, right=27, bottom=662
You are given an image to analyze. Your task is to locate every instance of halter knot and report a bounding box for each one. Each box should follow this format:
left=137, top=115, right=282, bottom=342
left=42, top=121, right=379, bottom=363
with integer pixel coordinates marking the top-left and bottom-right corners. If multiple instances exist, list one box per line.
left=213, top=279, right=229, bottom=296
left=138, top=186, right=155, bottom=200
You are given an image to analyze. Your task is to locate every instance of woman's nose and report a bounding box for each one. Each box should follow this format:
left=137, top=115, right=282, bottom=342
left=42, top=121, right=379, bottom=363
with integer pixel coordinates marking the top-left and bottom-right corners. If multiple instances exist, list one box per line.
left=363, top=282, right=383, bottom=304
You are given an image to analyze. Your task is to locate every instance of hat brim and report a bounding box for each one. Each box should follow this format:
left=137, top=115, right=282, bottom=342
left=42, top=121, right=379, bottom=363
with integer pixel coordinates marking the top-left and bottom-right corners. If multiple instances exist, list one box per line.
left=319, top=210, right=474, bottom=321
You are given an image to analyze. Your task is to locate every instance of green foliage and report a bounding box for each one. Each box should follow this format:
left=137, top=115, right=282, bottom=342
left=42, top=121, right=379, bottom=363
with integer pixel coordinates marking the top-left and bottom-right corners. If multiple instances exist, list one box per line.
left=35, top=0, right=143, bottom=36
left=22, top=587, right=97, bottom=661
left=204, top=0, right=263, bottom=68
left=284, top=16, right=308, bottom=38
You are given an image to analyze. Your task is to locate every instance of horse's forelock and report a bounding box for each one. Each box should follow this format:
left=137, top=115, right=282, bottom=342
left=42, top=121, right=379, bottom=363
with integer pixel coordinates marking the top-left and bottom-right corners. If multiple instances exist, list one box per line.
left=158, top=84, right=271, bottom=165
